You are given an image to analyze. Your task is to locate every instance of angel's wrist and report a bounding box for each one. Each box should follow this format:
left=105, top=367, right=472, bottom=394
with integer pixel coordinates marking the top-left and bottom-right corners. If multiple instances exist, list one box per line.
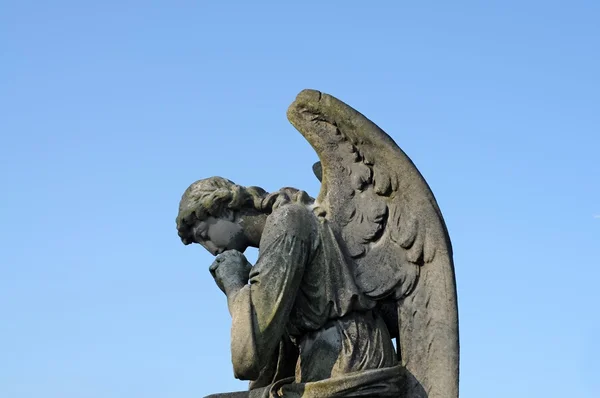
left=224, top=279, right=245, bottom=298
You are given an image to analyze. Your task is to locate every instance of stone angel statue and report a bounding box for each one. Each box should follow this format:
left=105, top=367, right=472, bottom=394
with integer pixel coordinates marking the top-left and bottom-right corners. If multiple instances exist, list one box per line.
left=176, top=90, right=459, bottom=398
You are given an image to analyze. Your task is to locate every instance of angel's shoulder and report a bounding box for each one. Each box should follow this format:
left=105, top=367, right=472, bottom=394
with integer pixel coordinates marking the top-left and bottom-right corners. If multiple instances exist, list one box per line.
left=265, top=202, right=318, bottom=238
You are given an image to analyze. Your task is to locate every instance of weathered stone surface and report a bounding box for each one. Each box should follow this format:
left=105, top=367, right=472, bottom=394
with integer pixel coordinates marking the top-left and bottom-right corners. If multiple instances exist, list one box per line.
left=176, top=90, right=459, bottom=397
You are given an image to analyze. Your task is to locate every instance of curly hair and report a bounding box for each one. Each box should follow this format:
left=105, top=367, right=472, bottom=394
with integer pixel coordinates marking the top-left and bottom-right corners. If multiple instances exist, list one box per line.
left=176, top=176, right=313, bottom=245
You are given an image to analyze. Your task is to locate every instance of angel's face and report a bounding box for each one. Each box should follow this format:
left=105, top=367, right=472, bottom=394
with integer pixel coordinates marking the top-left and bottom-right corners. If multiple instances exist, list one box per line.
left=192, top=216, right=248, bottom=256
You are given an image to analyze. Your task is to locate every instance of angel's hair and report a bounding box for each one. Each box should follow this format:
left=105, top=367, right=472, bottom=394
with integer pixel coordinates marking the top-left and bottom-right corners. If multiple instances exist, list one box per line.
left=176, top=176, right=313, bottom=245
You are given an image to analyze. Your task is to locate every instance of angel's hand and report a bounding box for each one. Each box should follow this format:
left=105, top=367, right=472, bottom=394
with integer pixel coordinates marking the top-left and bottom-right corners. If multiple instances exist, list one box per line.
left=209, top=250, right=252, bottom=296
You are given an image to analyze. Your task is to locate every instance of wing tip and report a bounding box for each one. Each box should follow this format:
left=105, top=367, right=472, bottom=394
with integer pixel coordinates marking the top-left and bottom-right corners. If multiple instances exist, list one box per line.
left=295, top=89, right=322, bottom=103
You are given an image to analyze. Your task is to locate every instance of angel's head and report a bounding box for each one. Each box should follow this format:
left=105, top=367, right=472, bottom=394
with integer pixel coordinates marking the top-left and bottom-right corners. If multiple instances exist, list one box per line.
left=177, top=177, right=314, bottom=255
left=176, top=177, right=269, bottom=255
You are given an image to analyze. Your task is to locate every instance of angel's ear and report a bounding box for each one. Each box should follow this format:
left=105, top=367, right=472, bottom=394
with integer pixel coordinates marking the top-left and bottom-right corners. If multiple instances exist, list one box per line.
left=312, top=161, right=323, bottom=182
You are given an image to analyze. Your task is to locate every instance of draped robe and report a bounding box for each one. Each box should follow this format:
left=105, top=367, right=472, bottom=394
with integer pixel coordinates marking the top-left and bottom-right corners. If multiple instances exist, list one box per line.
left=208, top=203, right=405, bottom=398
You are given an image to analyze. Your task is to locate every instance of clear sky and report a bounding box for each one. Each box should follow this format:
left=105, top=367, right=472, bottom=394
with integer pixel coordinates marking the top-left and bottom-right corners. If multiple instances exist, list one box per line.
left=1, top=1, right=599, bottom=397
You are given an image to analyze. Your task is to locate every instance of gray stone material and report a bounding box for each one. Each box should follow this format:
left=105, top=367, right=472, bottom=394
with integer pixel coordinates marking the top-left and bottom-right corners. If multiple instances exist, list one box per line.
left=176, top=90, right=459, bottom=397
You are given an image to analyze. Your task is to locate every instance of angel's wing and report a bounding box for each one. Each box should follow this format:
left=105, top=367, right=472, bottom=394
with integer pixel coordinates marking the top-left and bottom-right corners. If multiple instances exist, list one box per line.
left=287, top=90, right=459, bottom=398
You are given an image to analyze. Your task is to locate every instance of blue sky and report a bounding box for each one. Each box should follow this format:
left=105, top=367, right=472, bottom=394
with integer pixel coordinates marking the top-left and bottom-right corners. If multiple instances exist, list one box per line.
left=1, top=1, right=599, bottom=397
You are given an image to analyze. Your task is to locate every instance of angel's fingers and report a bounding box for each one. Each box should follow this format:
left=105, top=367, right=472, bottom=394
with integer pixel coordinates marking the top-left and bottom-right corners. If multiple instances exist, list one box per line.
left=209, top=262, right=219, bottom=278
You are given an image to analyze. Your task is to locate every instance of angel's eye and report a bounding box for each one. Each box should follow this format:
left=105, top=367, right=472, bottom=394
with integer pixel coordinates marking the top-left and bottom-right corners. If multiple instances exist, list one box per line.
left=194, top=222, right=209, bottom=241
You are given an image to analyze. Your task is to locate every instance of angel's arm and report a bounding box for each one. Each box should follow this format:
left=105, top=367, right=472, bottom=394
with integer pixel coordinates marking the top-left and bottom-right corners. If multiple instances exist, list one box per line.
left=226, top=204, right=314, bottom=380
